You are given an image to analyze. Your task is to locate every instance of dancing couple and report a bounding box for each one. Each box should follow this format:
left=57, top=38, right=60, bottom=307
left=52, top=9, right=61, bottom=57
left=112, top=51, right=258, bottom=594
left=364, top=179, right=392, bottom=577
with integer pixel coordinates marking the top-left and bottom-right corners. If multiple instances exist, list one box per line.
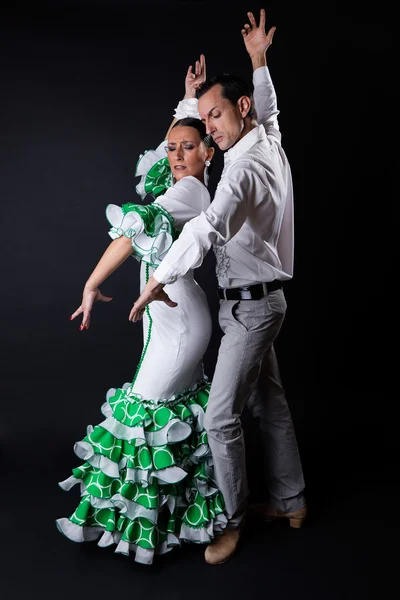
left=56, top=8, right=306, bottom=566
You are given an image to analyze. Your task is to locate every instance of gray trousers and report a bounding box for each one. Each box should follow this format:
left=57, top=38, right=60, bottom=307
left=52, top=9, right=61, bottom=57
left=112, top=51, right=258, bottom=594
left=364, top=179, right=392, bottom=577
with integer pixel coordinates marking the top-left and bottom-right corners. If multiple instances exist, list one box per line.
left=204, top=289, right=305, bottom=528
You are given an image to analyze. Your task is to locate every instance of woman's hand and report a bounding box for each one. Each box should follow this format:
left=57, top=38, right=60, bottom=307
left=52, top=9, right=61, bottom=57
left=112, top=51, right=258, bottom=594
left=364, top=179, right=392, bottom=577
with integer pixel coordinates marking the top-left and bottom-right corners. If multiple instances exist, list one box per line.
left=241, top=8, right=276, bottom=58
left=70, top=287, right=113, bottom=331
left=184, top=54, right=206, bottom=99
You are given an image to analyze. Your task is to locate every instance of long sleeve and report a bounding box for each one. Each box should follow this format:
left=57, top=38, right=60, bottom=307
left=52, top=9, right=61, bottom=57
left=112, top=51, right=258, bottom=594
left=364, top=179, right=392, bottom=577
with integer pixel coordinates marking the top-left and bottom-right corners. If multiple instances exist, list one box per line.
left=253, top=66, right=281, bottom=141
left=153, top=161, right=266, bottom=284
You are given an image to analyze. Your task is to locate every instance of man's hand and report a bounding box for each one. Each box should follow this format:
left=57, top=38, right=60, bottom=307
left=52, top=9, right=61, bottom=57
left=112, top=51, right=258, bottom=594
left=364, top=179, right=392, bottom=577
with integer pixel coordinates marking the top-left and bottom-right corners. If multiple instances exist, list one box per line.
left=184, top=54, right=206, bottom=99
left=128, top=275, right=178, bottom=322
left=241, top=8, right=276, bottom=58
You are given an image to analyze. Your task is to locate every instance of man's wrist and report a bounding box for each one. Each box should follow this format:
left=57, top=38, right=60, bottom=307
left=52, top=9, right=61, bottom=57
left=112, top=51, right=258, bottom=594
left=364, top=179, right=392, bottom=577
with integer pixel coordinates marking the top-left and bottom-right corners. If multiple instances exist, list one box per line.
left=251, top=53, right=267, bottom=70
left=149, top=275, right=164, bottom=290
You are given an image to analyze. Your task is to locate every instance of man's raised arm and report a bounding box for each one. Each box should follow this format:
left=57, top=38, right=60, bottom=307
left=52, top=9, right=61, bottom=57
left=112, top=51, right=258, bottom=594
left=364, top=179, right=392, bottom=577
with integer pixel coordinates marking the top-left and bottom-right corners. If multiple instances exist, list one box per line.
left=242, top=9, right=280, bottom=135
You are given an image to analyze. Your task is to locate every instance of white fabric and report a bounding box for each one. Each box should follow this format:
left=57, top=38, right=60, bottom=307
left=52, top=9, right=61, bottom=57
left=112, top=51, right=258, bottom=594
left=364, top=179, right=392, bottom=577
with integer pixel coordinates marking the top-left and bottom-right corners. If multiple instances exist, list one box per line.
left=156, top=176, right=210, bottom=231
left=153, top=66, right=294, bottom=288
left=107, top=203, right=174, bottom=266
left=74, top=441, right=120, bottom=478
left=111, top=495, right=158, bottom=522
left=109, top=176, right=210, bottom=238
left=110, top=177, right=212, bottom=401
left=107, top=176, right=210, bottom=269
left=173, top=98, right=201, bottom=120
left=132, top=262, right=212, bottom=400
left=56, top=518, right=103, bottom=542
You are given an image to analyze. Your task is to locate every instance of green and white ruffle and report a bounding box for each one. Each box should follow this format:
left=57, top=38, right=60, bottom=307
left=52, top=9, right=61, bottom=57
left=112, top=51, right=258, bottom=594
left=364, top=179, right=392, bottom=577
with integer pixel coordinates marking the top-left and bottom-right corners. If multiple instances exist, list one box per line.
left=56, top=379, right=227, bottom=565
left=106, top=202, right=177, bottom=268
left=135, top=140, right=172, bottom=200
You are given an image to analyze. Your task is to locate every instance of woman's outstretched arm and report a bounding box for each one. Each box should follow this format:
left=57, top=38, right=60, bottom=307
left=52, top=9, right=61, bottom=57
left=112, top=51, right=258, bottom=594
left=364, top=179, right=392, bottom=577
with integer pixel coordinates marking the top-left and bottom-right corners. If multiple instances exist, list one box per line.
left=70, top=235, right=133, bottom=331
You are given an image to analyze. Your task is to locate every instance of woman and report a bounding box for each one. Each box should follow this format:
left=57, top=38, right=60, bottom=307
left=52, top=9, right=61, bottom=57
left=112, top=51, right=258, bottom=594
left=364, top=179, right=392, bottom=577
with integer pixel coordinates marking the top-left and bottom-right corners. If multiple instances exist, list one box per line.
left=56, top=56, right=227, bottom=565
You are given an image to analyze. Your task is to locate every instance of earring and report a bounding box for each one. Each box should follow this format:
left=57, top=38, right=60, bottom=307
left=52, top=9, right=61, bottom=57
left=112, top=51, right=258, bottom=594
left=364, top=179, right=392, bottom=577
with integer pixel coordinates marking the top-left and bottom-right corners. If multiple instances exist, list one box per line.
left=205, top=160, right=211, bottom=167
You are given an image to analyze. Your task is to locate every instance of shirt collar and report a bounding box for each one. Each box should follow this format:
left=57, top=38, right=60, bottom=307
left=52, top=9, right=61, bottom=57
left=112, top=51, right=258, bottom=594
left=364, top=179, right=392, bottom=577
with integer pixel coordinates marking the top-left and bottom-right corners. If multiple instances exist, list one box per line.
left=224, top=124, right=266, bottom=165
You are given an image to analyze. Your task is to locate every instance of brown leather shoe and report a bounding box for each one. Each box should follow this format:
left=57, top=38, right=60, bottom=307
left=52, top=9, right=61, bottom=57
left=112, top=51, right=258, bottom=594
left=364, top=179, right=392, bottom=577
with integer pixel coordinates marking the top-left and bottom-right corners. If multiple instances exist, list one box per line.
left=249, top=503, right=307, bottom=528
left=205, top=528, right=240, bottom=565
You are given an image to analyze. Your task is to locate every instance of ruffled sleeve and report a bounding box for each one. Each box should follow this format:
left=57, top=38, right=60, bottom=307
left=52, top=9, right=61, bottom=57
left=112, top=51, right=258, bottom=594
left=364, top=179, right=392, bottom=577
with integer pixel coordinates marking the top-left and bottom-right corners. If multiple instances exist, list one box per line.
left=135, top=140, right=171, bottom=200
left=106, top=202, right=177, bottom=267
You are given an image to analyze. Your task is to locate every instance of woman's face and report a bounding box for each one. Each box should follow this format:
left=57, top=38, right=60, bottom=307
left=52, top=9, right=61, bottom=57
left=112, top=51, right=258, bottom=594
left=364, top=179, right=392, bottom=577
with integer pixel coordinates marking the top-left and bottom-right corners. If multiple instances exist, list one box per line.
left=166, top=126, right=213, bottom=183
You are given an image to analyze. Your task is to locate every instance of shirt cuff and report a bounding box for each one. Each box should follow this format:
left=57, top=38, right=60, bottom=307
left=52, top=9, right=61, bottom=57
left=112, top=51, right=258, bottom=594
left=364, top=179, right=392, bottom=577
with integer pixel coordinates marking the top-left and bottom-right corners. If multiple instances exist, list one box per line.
left=252, top=66, right=271, bottom=86
left=173, top=98, right=200, bottom=120
left=153, top=260, right=178, bottom=285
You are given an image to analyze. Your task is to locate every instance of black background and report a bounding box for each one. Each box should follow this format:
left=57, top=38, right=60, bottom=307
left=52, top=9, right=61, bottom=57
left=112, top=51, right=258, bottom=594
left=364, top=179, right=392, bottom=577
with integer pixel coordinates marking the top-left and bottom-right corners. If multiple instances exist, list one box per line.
left=0, top=1, right=392, bottom=597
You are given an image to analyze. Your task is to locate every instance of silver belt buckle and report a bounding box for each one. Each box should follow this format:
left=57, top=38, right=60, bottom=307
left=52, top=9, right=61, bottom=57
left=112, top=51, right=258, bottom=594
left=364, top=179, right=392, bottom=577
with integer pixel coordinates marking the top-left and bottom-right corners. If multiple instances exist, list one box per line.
left=240, top=288, right=252, bottom=300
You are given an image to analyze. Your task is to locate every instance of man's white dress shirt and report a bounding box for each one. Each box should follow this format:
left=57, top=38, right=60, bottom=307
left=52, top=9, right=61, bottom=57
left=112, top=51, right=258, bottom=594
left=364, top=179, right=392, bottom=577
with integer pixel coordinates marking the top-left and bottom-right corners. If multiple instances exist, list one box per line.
left=154, top=66, right=294, bottom=289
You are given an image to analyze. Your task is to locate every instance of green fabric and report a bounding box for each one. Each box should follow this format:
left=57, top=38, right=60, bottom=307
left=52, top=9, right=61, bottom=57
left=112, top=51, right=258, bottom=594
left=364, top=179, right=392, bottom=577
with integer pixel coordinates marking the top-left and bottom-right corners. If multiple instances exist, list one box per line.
left=107, top=202, right=177, bottom=268
left=108, top=388, right=150, bottom=427
left=121, top=202, right=175, bottom=238
left=58, top=379, right=227, bottom=560
left=143, top=157, right=172, bottom=198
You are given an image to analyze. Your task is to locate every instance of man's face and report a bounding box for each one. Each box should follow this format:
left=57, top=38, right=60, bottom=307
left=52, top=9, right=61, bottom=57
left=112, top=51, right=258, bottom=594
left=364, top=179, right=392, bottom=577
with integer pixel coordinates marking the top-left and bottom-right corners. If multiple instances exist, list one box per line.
left=198, top=84, right=245, bottom=151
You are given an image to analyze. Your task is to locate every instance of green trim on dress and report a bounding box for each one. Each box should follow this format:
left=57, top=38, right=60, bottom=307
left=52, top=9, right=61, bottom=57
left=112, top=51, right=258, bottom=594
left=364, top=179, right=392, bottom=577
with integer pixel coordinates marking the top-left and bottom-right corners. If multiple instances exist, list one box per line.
left=107, top=202, right=177, bottom=268
left=131, top=263, right=153, bottom=387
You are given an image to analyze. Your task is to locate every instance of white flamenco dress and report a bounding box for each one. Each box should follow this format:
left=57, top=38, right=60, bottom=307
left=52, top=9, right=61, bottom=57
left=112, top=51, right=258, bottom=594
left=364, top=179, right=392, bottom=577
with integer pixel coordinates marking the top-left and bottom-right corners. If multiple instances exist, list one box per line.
left=56, top=141, right=227, bottom=565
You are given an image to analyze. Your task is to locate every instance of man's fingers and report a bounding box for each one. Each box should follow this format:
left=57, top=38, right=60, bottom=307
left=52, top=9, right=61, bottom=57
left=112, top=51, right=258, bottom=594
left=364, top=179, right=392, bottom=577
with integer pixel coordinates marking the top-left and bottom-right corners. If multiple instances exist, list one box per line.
left=70, top=306, right=83, bottom=320
left=129, top=304, right=145, bottom=322
left=267, top=26, right=276, bottom=44
left=127, top=278, right=174, bottom=322
left=164, top=298, right=178, bottom=308
left=159, top=290, right=178, bottom=308
left=247, top=11, right=256, bottom=27
left=128, top=288, right=177, bottom=323
left=133, top=308, right=145, bottom=322
left=129, top=302, right=145, bottom=321
left=259, top=7, right=266, bottom=31
left=195, top=60, right=200, bottom=75
left=200, top=53, right=206, bottom=79
left=186, top=64, right=193, bottom=78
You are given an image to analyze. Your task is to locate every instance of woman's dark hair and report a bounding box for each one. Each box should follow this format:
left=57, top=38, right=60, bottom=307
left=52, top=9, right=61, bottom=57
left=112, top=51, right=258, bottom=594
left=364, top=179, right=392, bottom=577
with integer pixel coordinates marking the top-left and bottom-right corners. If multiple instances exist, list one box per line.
left=195, top=74, right=257, bottom=120
left=172, top=117, right=213, bottom=148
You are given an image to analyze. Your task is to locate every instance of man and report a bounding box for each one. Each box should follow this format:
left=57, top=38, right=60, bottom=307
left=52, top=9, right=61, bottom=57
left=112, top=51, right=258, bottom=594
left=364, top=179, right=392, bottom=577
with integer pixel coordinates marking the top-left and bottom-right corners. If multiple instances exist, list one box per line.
left=129, top=9, right=306, bottom=564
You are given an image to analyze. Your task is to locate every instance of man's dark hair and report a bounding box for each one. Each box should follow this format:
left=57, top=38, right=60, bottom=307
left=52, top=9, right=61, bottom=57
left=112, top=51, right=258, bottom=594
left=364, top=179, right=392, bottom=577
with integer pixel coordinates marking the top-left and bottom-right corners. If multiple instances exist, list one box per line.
left=172, top=117, right=213, bottom=148
left=195, top=74, right=257, bottom=120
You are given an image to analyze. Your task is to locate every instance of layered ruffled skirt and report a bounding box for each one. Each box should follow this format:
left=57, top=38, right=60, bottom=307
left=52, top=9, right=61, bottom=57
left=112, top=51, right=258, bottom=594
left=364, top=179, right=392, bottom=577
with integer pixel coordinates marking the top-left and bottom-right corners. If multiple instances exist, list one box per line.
left=56, top=380, right=226, bottom=565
